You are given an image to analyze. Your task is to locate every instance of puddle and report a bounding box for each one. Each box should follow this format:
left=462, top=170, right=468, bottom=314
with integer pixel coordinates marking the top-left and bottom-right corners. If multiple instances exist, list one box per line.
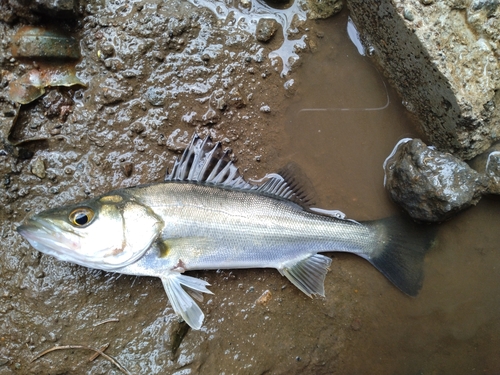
left=284, top=11, right=422, bottom=220
left=282, top=10, right=500, bottom=374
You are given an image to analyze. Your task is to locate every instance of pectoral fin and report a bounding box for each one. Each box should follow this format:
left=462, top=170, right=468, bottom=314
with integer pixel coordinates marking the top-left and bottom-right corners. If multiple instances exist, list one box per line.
left=279, top=254, right=332, bottom=297
left=161, top=273, right=213, bottom=330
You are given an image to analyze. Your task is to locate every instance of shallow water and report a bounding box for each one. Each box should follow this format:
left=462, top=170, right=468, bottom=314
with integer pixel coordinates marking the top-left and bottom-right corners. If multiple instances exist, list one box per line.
left=282, top=10, right=500, bottom=374
left=1, top=3, right=500, bottom=375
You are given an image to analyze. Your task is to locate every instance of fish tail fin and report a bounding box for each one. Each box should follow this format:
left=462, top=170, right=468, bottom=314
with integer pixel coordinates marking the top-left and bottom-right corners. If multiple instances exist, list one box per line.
left=161, top=273, right=213, bottom=330
left=362, top=217, right=437, bottom=296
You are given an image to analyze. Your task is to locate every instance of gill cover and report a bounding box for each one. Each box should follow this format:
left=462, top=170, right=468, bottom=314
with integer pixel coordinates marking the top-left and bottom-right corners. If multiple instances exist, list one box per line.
left=17, top=193, right=163, bottom=271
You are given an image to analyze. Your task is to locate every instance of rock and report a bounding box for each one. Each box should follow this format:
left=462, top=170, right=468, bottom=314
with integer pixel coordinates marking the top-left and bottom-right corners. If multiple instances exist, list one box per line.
left=121, top=162, right=134, bottom=177
left=99, top=86, right=131, bottom=105
left=98, top=42, right=115, bottom=58
left=306, top=0, right=343, bottom=19
left=347, top=0, right=500, bottom=160
left=260, top=104, right=271, bottom=113
left=384, top=139, right=487, bottom=222
left=41, top=89, right=74, bottom=121
left=145, top=87, right=167, bottom=107
left=240, top=0, right=251, bottom=8
left=30, top=157, right=46, bottom=179
left=256, top=18, right=279, bottom=43
left=484, top=152, right=500, bottom=194
left=469, top=143, right=500, bottom=195
left=255, top=290, right=272, bottom=306
left=130, top=121, right=146, bottom=134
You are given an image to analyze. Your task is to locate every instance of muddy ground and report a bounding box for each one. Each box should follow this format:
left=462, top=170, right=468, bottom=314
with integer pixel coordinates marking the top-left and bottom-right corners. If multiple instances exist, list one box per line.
left=1, top=1, right=500, bottom=375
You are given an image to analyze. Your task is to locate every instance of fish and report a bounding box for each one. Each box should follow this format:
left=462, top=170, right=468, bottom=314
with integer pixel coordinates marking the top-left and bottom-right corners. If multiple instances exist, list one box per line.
left=17, top=134, right=435, bottom=329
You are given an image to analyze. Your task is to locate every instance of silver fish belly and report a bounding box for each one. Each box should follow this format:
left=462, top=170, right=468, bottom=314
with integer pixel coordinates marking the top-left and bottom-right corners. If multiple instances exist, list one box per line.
left=17, top=135, right=435, bottom=329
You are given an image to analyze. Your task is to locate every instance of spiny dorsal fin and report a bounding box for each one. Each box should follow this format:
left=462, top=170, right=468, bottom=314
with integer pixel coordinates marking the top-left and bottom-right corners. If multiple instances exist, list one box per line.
left=165, top=134, right=255, bottom=190
left=165, top=134, right=315, bottom=207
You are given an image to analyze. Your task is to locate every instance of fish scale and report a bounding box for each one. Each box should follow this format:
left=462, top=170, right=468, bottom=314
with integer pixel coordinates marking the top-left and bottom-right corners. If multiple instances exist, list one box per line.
left=128, top=183, right=372, bottom=269
left=17, top=135, right=435, bottom=330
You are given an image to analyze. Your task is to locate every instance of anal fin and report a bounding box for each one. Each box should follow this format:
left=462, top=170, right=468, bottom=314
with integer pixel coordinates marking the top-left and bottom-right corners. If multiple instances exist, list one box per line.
left=161, top=273, right=213, bottom=330
left=279, top=254, right=332, bottom=297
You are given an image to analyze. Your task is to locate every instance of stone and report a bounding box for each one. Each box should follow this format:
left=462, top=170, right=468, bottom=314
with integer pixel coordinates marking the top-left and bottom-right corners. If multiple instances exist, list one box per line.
left=30, top=157, right=46, bottom=179
left=347, top=0, right=500, bottom=160
left=306, top=0, right=343, bottom=19
left=256, top=18, right=279, bottom=43
left=384, top=139, right=487, bottom=222
left=145, top=87, right=167, bottom=107
left=41, top=89, right=74, bottom=121
left=484, top=151, right=500, bottom=194
left=469, top=142, right=500, bottom=195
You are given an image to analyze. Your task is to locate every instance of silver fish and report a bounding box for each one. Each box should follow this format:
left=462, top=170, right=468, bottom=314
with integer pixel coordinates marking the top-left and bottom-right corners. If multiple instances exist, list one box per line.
left=17, top=135, right=434, bottom=329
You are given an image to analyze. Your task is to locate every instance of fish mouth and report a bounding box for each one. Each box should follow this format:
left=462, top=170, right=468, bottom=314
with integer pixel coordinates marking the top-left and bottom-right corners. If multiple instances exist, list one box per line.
left=17, top=217, right=82, bottom=263
left=17, top=217, right=129, bottom=271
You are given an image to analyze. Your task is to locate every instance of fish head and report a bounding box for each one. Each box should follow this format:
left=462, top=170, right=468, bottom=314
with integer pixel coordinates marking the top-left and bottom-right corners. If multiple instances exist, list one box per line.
left=17, top=193, right=163, bottom=271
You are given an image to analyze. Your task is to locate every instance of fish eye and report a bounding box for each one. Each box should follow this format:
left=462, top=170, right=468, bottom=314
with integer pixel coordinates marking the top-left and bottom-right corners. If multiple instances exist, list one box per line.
left=69, top=208, right=95, bottom=227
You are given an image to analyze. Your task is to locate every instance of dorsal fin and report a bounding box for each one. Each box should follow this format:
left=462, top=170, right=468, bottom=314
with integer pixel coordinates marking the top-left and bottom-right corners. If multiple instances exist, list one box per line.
left=165, top=134, right=314, bottom=207
left=165, top=134, right=255, bottom=190
left=276, top=162, right=316, bottom=207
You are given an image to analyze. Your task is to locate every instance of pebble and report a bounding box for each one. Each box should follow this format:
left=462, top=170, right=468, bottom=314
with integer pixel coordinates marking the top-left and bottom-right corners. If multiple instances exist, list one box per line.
left=121, top=162, right=134, bottom=177
left=403, top=9, right=415, bottom=21
left=99, top=42, right=115, bottom=57
left=130, top=121, right=146, bottom=134
left=145, top=87, right=166, bottom=106
left=30, top=158, right=46, bottom=179
left=256, top=290, right=272, bottom=305
left=260, top=105, right=271, bottom=113
left=256, top=18, right=279, bottom=43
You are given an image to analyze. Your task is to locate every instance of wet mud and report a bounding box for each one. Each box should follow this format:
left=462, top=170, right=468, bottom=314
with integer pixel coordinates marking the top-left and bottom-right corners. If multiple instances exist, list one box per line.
left=1, top=2, right=500, bottom=375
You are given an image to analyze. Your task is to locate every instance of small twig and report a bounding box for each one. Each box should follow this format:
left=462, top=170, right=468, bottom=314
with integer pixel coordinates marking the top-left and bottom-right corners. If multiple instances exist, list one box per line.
left=31, top=345, right=131, bottom=375
left=93, top=318, right=120, bottom=327
left=88, top=343, right=109, bottom=361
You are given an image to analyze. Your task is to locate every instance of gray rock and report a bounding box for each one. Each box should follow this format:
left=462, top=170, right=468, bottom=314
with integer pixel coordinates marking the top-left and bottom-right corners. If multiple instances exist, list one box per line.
left=348, top=0, right=500, bottom=160
left=469, top=142, right=500, bottom=194
left=256, top=18, right=279, bottom=43
left=484, top=152, right=500, bottom=194
left=384, top=139, right=487, bottom=222
left=145, top=87, right=167, bottom=107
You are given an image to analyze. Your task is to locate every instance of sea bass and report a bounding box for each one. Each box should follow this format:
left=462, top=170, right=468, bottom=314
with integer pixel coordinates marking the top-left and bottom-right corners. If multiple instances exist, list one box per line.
left=17, top=135, right=434, bottom=329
